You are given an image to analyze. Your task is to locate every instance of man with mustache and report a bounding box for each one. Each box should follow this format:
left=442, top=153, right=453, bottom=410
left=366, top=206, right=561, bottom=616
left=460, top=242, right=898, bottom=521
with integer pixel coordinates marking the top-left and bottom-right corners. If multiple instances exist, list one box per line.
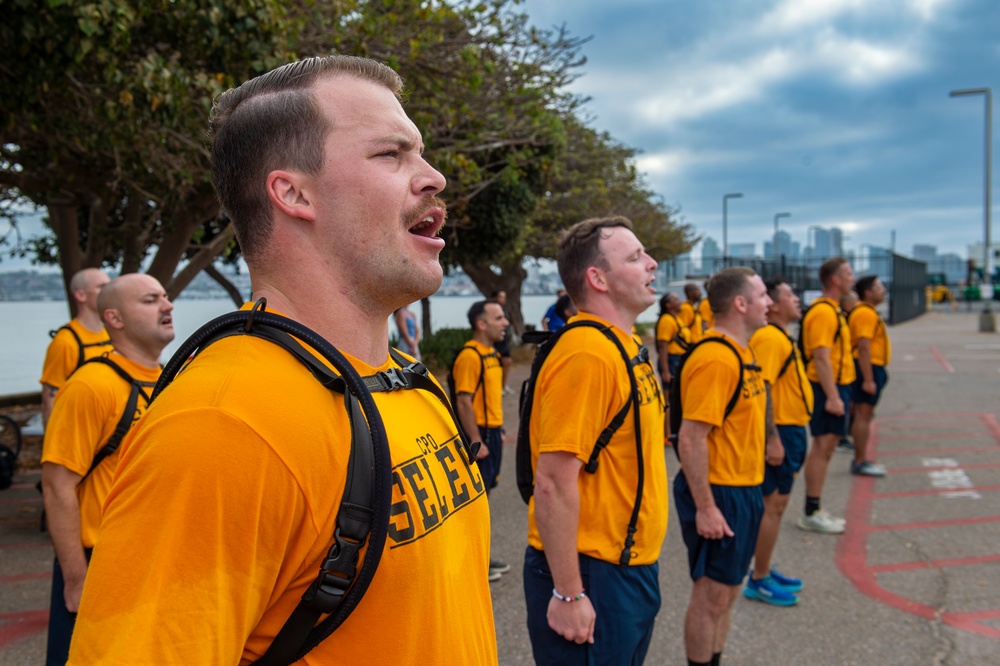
left=41, top=273, right=174, bottom=665
left=68, top=56, right=498, bottom=665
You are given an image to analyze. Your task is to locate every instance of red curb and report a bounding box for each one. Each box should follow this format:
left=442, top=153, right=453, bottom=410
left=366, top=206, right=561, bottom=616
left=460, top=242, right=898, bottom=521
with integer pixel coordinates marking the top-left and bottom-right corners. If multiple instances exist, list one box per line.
left=0, top=609, right=48, bottom=648
left=836, top=415, right=1000, bottom=639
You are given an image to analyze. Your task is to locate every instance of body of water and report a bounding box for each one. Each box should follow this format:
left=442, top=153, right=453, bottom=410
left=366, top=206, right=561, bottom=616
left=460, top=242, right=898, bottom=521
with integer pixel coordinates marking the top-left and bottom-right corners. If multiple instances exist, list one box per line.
left=1, top=296, right=660, bottom=395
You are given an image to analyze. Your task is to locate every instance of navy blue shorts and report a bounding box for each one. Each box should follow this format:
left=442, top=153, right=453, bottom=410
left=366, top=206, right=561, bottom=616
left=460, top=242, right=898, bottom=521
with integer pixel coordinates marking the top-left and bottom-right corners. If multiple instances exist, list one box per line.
left=853, top=363, right=888, bottom=406
left=668, top=354, right=684, bottom=378
left=477, top=427, right=503, bottom=492
left=809, top=382, right=852, bottom=437
left=47, top=549, right=93, bottom=665
left=523, top=546, right=660, bottom=665
left=763, top=425, right=807, bottom=496
left=673, top=471, right=763, bottom=585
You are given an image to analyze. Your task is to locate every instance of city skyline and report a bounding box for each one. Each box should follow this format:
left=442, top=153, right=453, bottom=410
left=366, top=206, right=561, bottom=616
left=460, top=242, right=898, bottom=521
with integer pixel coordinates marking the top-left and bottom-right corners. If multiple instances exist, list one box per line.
left=523, top=0, right=1000, bottom=259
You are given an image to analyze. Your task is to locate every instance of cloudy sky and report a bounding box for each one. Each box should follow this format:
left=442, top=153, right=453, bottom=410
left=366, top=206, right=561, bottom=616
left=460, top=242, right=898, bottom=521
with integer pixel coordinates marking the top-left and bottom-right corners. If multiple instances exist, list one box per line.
left=522, top=0, right=1000, bottom=260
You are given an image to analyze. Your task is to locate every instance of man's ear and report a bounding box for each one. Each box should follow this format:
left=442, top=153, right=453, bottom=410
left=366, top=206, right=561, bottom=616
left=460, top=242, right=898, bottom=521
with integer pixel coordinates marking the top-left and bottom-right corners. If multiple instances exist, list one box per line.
left=266, top=170, right=317, bottom=222
left=585, top=266, right=609, bottom=294
left=103, top=308, right=124, bottom=331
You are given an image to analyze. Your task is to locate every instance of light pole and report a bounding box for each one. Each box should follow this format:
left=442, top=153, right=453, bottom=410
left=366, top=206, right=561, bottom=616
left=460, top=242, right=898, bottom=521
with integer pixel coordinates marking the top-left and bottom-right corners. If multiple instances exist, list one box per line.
left=722, top=193, right=743, bottom=263
left=773, top=212, right=791, bottom=258
left=950, top=87, right=995, bottom=331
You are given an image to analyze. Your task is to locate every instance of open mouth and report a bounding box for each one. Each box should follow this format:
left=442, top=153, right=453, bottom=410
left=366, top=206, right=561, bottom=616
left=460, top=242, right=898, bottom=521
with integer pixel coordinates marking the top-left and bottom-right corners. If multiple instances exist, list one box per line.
left=409, top=209, right=445, bottom=238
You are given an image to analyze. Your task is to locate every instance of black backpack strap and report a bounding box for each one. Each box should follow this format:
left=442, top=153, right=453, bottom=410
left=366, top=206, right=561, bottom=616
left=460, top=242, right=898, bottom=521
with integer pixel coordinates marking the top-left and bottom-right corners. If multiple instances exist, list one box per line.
left=52, top=325, right=113, bottom=372
left=79, top=357, right=152, bottom=481
left=670, top=336, right=745, bottom=453
left=448, top=344, right=489, bottom=437
left=153, top=301, right=393, bottom=666
left=515, top=320, right=650, bottom=566
left=769, top=324, right=797, bottom=381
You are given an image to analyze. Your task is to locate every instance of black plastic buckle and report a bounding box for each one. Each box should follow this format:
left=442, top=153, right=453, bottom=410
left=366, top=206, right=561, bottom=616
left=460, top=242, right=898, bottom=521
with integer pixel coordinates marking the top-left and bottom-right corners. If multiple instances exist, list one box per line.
left=584, top=459, right=599, bottom=474
left=375, top=367, right=410, bottom=391
left=301, top=529, right=364, bottom=613
left=633, top=345, right=650, bottom=366
left=464, top=440, right=482, bottom=463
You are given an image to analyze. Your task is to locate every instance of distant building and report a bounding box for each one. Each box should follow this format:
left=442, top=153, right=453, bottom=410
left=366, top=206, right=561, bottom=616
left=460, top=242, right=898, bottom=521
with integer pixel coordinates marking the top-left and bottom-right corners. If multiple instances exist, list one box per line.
left=728, top=242, right=756, bottom=258
left=765, top=230, right=799, bottom=261
left=701, top=237, right=721, bottom=274
left=912, top=244, right=937, bottom=263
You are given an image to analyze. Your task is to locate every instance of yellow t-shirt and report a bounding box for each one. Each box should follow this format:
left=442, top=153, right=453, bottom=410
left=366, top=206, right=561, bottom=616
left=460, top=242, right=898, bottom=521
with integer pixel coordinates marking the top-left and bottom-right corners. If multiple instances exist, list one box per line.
left=680, top=331, right=766, bottom=486
left=750, top=324, right=813, bottom=427
left=527, top=313, right=667, bottom=566
left=698, top=298, right=714, bottom=333
left=849, top=303, right=891, bottom=366
left=680, top=301, right=702, bottom=343
left=69, top=314, right=497, bottom=665
left=39, top=319, right=113, bottom=391
left=655, top=313, right=689, bottom=356
left=41, top=354, right=159, bottom=548
left=802, top=297, right=856, bottom=385
left=452, top=340, right=503, bottom=428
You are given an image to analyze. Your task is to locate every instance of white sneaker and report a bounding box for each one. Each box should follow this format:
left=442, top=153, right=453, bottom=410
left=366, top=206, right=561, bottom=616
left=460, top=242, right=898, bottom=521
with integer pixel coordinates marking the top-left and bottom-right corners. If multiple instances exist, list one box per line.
left=502, top=385, right=514, bottom=396
left=797, top=510, right=846, bottom=534
left=815, top=509, right=846, bottom=527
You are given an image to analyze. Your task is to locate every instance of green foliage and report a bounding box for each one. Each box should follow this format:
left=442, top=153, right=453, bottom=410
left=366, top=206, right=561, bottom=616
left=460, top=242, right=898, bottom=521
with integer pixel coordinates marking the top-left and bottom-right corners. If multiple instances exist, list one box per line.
left=419, top=327, right=473, bottom=372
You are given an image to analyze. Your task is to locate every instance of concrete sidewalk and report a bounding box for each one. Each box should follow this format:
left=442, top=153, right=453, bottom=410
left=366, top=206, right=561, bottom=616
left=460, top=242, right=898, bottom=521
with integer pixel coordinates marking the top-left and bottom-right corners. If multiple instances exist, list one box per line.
left=2, top=309, right=999, bottom=664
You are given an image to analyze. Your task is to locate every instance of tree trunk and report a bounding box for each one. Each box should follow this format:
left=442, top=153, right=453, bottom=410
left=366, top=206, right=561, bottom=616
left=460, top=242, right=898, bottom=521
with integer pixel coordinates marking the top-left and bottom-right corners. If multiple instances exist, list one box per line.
left=163, top=223, right=235, bottom=300
left=460, top=260, right=528, bottom=341
left=204, top=264, right=245, bottom=307
left=48, top=201, right=83, bottom=318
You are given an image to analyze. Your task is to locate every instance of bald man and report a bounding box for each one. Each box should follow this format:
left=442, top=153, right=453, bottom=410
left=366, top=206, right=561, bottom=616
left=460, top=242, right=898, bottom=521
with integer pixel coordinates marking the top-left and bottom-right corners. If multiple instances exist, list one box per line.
left=40, top=273, right=174, bottom=665
left=39, top=268, right=113, bottom=424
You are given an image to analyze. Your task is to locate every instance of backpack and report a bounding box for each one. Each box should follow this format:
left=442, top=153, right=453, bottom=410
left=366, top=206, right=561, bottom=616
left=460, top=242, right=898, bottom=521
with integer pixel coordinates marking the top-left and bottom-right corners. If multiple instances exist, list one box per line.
left=655, top=313, right=691, bottom=353
left=515, top=321, right=651, bottom=566
left=446, top=343, right=499, bottom=440
left=151, top=300, right=474, bottom=666
left=0, top=415, right=22, bottom=491
left=797, top=299, right=847, bottom=384
left=49, top=325, right=113, bottom=373
left=767, top=323, right=813, bottom=418
left=667, top=336, right=747, bottom=460
left=34, top=356, right=152, bottom=531
left=75, top=357, right=155, bottom=480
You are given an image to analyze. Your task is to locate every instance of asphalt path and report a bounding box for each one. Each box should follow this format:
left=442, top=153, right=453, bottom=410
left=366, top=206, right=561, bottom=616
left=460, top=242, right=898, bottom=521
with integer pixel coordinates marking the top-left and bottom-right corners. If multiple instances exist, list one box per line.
left=2, top=309, right=999, bottom=664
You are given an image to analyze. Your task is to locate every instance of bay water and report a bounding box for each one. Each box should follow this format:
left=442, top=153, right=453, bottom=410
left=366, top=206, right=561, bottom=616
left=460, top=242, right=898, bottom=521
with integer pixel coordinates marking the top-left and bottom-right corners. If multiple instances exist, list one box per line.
left=1, top=295, right=659, bottom=395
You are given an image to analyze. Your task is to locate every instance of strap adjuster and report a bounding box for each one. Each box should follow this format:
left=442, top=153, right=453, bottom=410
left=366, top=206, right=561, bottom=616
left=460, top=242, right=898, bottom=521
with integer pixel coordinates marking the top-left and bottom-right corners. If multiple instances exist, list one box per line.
left=375, top=367, right=409, bottom=391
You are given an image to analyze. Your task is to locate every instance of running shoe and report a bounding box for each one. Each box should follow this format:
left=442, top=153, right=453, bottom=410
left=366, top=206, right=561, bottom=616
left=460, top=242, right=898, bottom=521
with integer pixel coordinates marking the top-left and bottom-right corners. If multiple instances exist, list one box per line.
left=851, top=460, right=887, bottom=477
left=768, top=567, right=803, bottom=593
left=835, top=436, right=855, bottom=453
left=488, top=569, right=502, bottom=582
left=797, top=510, right=846, bottom=534
left=743, top=575, right=799, bottom=606
left=489, top=559, right=512, bottom=576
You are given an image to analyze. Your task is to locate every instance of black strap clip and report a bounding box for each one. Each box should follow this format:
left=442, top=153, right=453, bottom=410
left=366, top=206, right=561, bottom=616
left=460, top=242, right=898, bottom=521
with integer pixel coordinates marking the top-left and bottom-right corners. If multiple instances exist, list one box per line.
left=374, top=367, right=410, bottom=391
left=300, top=529, right=364, bottom=614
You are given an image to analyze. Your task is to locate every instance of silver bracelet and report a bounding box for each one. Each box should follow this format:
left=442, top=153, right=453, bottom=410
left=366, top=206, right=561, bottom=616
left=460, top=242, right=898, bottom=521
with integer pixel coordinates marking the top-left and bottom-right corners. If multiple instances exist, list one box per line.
left=552, top=588, right=587, bottom=603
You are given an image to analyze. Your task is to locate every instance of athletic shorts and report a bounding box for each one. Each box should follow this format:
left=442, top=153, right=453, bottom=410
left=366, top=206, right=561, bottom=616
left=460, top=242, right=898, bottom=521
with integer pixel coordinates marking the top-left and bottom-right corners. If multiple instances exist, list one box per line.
left=762, top=425, right=807, bottom=496
left=477, top=427, right=503, bottom=492
left=853, top=363, right=888, bottom=406
left=673, top=471, right=764, bottom=586
left=524, top=546, right=659, bottom=665
left=667, top=354, right=684, bottom=379
left=809, top=382, right=852, bottom=437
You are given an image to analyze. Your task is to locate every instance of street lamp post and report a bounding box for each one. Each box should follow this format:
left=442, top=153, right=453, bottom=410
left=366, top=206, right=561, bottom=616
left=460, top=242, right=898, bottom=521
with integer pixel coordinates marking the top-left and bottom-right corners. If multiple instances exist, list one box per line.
left=722, top=193, right=743, bottom=265
left=773, top=212, right=791, bottom=259
left=950, top=87, right=995, bottom=332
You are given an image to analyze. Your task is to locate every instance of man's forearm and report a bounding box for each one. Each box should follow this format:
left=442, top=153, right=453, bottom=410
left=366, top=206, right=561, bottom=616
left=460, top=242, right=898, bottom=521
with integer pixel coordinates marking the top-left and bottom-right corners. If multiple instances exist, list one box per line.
left=534, top=460, right=583, bottom=593
left=858, top=340, right=874, bottom=383
left=41, top=385, right=57, bottom=426
left=455, top=396, right=482, bottom=446
left=678, top=431, right=714, bottom=510
left=42, top=473, right=87, bottom=581
left=814, top=348, right=838, bottom=393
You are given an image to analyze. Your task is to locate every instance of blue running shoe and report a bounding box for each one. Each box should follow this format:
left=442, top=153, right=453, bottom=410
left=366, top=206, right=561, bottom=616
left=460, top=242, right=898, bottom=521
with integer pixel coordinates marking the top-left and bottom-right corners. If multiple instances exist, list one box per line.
left=769, top=567, right=803, bottom=593
left=743, top=575, right=799, bottom=607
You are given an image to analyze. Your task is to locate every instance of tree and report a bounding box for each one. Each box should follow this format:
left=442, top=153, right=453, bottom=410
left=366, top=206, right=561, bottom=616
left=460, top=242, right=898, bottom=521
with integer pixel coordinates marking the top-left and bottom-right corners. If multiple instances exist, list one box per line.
left=457, top=114, right=698, bottom=335
left=0, top=0, right=292, bottom=312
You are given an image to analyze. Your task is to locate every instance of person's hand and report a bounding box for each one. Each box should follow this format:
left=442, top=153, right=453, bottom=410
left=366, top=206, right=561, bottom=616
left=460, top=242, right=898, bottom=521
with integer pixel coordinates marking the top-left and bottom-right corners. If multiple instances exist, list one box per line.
left=63, top=572, right=86, bottom=613
left=476, top=442, right=489, bottom=460
left=765, top=436, right=785, bottom=467
left=695, top=506, right=734, bottom=540
left=547, top=594, right=596, bottom=645
left=862, top=380, right=876, bottom=395
left=825, top=395, right=845, bottom=416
